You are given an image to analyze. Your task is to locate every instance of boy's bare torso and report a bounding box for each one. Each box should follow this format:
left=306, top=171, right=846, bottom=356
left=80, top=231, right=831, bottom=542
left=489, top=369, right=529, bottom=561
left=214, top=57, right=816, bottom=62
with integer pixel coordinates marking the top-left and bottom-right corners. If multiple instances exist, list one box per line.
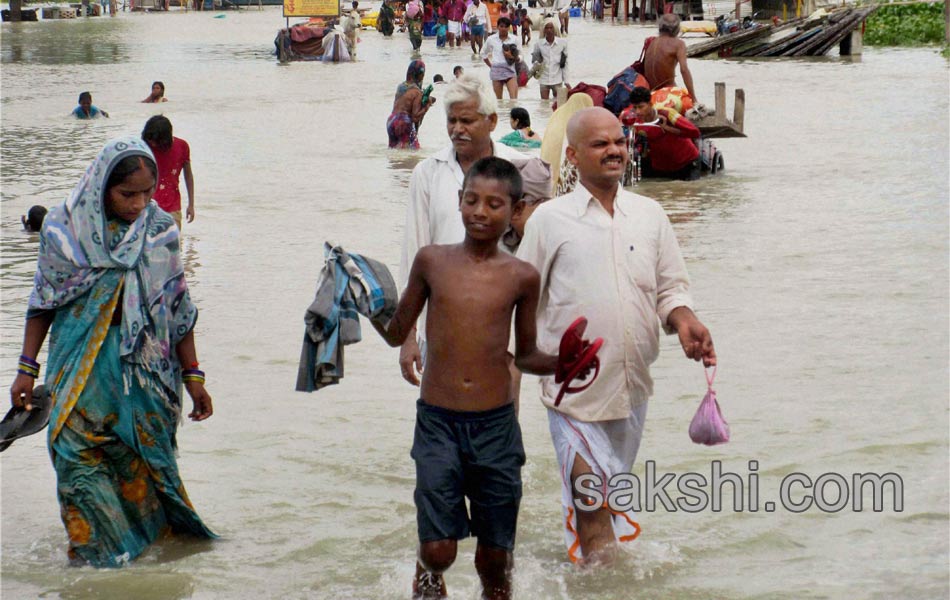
left=420, top=244, right=532, bottom=411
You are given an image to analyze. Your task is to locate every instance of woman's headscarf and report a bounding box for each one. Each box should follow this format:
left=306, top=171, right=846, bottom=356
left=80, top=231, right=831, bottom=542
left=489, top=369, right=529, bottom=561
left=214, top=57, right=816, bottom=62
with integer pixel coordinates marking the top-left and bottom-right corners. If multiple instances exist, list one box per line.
left=406, top=59, right=426, bottom=84
left=395, top=59, right=426, bottom=101
left=29, top=136, right=197, bottom=391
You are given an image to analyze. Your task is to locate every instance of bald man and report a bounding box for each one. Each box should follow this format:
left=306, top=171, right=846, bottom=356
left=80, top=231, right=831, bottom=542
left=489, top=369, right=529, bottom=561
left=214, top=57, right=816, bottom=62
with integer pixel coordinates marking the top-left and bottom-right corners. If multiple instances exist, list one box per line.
left=644, top=14, right=699, bottom=105
left=516, top=108, right=716, bottom=566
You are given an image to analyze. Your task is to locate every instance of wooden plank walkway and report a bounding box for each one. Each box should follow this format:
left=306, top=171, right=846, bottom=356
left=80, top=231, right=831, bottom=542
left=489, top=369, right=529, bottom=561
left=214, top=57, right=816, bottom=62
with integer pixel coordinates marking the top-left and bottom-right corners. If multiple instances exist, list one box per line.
left=686, top=6, right=878, bottom=58
left=687, top=19, right=806, bottom=58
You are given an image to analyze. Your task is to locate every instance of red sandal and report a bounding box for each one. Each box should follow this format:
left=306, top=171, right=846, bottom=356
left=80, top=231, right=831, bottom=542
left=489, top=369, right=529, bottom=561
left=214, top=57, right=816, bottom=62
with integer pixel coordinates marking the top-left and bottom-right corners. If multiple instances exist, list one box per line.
left=554, top=317, right=604, bottom=407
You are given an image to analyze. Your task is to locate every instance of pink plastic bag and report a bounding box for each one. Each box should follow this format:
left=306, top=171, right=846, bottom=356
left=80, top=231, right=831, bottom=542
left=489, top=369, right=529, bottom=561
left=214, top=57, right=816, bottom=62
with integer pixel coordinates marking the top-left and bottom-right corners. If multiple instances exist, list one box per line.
left=689, top=367, right=730, bottom=446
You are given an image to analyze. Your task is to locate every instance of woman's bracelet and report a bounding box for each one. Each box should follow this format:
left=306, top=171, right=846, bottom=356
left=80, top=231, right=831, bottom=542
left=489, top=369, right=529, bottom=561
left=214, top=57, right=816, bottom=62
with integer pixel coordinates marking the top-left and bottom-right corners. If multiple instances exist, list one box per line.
left=182, top=368, right=205, bottom=385
left=18, top=355, right=40, bottom=378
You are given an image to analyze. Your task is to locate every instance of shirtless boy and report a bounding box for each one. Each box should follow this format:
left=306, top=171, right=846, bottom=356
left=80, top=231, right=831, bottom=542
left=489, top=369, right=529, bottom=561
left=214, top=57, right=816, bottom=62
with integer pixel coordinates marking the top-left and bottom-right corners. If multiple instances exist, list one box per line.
left=372, top=156, right=559, bottom=600
left=644, top=14, right=699, bottom=105
left=520, top=9, right=532, bottom=46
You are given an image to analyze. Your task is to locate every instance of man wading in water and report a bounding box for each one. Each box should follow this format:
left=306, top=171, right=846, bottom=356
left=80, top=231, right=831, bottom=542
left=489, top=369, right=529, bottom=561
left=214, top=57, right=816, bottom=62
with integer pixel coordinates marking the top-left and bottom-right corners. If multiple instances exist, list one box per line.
left=517, top=107, right=716, bottom=566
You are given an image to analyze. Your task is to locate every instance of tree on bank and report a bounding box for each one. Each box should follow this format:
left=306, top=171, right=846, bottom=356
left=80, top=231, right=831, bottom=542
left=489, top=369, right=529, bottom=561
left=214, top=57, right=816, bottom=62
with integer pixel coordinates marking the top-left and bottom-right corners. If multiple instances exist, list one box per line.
left=863, top=1, right=946, bottom=46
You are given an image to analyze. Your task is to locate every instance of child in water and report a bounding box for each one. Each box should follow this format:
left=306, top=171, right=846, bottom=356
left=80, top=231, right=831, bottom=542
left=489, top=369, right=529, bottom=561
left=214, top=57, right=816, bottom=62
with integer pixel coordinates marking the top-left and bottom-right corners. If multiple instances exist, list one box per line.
left=141, top=115, right=195, bottom=230
left=371, top=157, right=562, bottom=600
left=72, top=92, right=109, bottom=119
left=520, top=9, right=532, bottom=45
left=21, top=205, right=48, bottom=232
left=436, top=16, right=447, bottom=48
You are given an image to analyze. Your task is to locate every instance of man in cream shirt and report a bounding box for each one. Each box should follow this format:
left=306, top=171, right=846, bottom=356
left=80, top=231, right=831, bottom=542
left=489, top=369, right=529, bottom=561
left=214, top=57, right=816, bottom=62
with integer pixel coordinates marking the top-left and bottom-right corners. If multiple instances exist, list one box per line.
left=516, top=107, right=717, bottom=566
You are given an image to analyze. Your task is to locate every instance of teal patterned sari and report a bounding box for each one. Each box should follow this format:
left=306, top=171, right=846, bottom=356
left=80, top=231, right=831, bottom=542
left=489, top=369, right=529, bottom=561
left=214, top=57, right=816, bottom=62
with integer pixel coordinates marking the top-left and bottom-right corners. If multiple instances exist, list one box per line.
left=29, top=137, right=215, bottom=567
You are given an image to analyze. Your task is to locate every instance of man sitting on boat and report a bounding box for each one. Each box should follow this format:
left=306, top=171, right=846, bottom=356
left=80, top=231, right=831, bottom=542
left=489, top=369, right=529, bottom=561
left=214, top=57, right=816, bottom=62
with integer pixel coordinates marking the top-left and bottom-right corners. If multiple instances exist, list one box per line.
left=621, top=86, right=701, bottom=181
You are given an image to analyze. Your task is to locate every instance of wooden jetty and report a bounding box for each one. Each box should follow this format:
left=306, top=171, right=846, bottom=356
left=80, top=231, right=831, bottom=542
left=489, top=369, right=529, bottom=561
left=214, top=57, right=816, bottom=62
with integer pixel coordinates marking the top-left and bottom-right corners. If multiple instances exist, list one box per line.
left=687, top=18, right=806, bottom=57
left=693, top=82, right=745, bottom=138
left=687, top=6, right=878, bottom=58
left=753, top=6, right=877, bottom=56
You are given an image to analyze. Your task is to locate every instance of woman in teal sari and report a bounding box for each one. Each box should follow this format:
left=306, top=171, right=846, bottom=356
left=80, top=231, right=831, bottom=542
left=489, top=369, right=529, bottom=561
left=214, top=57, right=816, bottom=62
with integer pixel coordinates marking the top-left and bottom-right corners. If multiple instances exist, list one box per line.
left=9, top=137, right=215, bottom=567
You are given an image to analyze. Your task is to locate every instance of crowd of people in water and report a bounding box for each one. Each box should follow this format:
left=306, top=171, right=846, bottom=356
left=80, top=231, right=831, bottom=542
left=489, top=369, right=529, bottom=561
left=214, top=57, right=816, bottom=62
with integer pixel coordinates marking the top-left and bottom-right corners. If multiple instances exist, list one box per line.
left=374, top=14, right=721, bottom=588
left=385, top=8, right=708, bottom=181
left=40, top=81, right=193, bottom=235
left=377, top=69, right=717, bottom=598
left=376, top=0, right=575, bottom=51
left=8, top=9, right=721, bottom=600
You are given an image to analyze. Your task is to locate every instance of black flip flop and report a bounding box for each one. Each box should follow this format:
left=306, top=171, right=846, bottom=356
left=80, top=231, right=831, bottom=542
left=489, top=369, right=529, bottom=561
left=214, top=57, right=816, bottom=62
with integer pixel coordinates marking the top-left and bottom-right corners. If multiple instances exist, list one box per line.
left=0, top=385, right=52, bottom=452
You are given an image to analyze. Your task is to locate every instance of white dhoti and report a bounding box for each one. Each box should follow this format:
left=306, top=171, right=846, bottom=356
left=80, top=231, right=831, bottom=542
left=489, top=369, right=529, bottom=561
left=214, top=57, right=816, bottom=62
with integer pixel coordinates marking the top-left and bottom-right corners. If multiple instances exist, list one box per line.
left=547, top=403, right=648, bottom=563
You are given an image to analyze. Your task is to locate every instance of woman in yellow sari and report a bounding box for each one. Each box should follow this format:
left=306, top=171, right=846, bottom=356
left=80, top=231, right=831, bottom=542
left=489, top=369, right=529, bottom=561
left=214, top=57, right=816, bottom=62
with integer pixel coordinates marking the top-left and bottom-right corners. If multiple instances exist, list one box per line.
left=9, top=137, right=215, bottom=567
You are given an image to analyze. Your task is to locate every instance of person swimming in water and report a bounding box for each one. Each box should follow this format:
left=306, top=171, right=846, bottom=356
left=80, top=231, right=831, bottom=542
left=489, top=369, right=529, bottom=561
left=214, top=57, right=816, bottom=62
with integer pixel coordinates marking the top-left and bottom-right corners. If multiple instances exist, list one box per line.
left=21, top=205, right=48, bottom=232
left=72, top=92, right=109, bottom=119
left=142, top=81, right=168, bottom=103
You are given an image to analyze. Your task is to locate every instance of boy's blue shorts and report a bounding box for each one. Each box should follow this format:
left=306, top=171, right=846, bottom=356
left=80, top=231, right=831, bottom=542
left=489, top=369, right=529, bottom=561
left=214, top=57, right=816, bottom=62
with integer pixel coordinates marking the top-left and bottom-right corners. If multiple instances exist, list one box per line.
left=411, top=399, right=525, bottom=551
left=470, top=24, right=485, bottom=37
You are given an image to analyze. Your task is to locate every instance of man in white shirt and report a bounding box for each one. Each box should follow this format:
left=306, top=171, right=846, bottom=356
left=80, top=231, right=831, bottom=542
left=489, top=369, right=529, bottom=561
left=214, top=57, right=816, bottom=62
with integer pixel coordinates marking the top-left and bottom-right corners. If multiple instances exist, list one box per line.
left=516, top=107, right=716, bottom=566
left=462, top=0, right=491, bottom=54
left=481, top=17, right=519, bottom=100
left=553, top=0, right=572, bottom=35
left=399, top=74, right=535, bottom=388
left=531, top=19, right=569, bottom=100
